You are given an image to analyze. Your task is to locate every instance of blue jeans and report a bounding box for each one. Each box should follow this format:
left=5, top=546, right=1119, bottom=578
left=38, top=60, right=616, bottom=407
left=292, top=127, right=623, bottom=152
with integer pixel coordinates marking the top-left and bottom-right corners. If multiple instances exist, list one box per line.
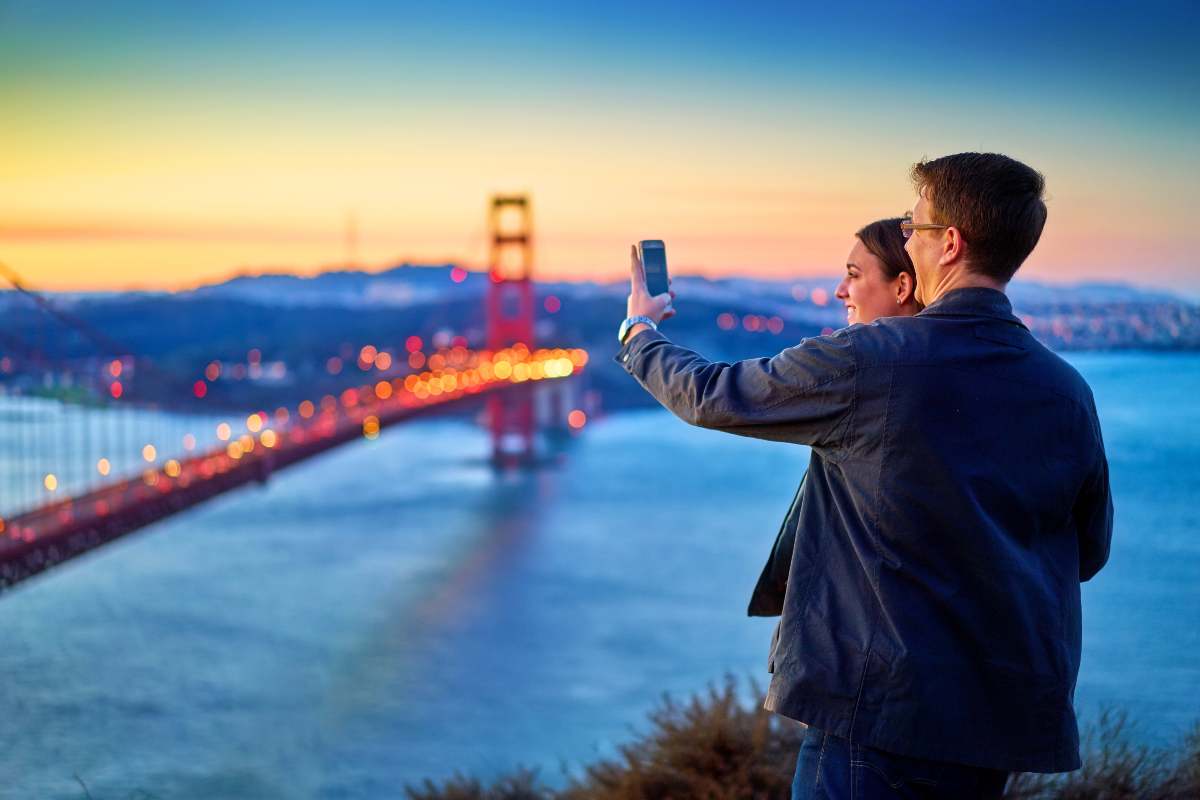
left=792, top=728, right=1009, bottom=800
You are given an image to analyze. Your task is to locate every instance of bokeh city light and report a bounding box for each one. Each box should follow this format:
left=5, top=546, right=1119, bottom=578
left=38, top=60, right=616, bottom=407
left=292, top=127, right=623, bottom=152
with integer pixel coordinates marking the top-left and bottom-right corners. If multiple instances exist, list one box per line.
left=1, top=342, right=589, bottom=546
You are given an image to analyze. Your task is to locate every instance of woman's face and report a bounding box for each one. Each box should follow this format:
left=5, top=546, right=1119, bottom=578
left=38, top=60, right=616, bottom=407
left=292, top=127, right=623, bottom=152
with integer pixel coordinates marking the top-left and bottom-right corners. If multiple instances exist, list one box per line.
left=834, top=241, right=913, bottom=325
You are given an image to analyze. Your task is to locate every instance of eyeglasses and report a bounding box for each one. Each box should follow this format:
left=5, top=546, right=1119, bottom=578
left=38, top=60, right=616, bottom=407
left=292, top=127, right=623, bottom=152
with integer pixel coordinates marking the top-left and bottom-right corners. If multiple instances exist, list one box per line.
left=900, top=212, right=949, bottom=239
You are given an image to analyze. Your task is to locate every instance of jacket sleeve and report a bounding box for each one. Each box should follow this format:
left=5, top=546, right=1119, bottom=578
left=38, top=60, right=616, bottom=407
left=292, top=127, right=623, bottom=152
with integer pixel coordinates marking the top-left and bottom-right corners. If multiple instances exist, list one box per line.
left=1075, top=405, right=1114, bottom=582
left=614, top=328, right=857, bottom=447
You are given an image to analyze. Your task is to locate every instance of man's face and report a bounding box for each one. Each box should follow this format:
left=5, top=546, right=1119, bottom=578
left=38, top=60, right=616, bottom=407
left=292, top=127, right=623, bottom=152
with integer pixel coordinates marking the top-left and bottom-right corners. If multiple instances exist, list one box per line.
left=904, top=190, right=940, bottom=307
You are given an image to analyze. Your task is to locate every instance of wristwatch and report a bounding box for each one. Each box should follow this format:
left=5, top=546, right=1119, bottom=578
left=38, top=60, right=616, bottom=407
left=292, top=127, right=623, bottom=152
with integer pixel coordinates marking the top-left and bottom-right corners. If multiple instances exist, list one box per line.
left=618, top=316, right=658, bottom=344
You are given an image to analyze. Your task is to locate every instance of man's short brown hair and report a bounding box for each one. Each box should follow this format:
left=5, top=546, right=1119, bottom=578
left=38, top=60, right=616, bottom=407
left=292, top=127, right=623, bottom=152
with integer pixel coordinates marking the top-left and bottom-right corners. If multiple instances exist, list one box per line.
left=910, top=153, right=1047, bottom=283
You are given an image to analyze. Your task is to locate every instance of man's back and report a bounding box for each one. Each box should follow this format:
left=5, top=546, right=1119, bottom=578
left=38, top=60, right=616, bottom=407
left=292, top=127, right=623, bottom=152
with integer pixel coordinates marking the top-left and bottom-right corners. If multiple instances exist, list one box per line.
left=616, top=287, right=1112, bottom=773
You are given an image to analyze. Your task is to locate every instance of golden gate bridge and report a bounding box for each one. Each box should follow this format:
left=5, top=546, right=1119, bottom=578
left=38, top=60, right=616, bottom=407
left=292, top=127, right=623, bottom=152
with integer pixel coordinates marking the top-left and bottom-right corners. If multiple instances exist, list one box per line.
left=0, top=195, right=588, bottom=593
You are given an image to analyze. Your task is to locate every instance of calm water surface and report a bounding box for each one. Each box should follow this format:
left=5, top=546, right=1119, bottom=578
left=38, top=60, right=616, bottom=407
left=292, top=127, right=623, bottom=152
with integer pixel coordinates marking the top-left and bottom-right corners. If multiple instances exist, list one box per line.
left=0, top=352, right=1196, bottom=798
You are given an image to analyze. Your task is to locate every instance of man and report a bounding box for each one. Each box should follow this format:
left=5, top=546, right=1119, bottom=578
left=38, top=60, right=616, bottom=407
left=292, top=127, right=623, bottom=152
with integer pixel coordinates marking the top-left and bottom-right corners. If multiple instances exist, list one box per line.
left=614, top=153, right=1112, bottom=799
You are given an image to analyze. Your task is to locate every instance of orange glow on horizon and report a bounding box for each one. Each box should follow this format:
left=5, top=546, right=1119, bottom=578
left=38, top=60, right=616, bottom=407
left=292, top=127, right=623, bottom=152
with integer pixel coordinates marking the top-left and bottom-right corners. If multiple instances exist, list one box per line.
left=5, top=141, right=1189, bottom=293
left=4, top=223, right=1187, bottom=292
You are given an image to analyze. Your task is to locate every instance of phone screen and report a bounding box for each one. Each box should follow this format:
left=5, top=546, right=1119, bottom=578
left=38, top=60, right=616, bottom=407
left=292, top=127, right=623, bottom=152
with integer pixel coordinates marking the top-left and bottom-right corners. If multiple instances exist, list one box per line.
left=639, top=240, right=670, bottom=297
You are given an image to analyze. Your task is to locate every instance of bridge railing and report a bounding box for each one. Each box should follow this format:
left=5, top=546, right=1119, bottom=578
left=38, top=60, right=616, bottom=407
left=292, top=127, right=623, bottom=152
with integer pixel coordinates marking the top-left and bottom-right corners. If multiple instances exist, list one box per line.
left=0, top=393, right=239, bottom=519
left=1, top=344, right=588, bottom=545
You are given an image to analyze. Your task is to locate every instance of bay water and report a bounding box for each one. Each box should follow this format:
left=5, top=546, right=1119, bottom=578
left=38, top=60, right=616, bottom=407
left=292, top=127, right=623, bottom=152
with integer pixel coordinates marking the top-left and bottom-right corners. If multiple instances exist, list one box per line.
left=0, top=352, right=1196, bottom=798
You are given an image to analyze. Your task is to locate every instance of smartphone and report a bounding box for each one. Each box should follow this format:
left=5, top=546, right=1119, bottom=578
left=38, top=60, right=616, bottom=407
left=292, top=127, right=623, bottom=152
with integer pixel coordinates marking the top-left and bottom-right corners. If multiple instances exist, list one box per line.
left=637, top=240, right=670, bottom=298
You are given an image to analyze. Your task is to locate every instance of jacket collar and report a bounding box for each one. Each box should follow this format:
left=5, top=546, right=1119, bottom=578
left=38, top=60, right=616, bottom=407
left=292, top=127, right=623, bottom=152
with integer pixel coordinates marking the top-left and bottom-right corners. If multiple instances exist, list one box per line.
left=916, top=287, right=1027, bottom=329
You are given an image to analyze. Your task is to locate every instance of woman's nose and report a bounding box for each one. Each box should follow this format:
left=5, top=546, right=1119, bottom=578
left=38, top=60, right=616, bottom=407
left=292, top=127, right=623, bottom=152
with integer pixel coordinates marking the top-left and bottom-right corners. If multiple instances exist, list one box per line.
left=835, top=277, right=850, bottom=300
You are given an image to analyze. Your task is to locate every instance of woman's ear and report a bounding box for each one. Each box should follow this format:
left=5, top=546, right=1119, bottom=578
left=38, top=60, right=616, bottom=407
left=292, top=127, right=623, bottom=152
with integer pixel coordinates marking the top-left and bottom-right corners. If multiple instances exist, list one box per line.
left=896, top=272, right=914, bottom=304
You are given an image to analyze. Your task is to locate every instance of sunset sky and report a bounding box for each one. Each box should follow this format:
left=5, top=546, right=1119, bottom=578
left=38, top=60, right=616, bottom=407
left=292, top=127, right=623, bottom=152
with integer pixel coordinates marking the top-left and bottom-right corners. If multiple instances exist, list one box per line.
left=1, top=0, right=1197, bottom=292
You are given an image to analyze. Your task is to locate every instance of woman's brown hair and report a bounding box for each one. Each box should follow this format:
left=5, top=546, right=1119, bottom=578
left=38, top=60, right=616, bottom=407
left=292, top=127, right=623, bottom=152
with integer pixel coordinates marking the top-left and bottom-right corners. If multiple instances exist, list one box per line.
left=855, top=217, right=916, bottom=283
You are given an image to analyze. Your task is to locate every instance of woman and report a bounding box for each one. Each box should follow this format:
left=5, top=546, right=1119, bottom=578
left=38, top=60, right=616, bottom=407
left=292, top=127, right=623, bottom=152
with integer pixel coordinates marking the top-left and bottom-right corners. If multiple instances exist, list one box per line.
left=834, top=217, right=924, bottom=325
left=747, top=217, right=921, bottom=629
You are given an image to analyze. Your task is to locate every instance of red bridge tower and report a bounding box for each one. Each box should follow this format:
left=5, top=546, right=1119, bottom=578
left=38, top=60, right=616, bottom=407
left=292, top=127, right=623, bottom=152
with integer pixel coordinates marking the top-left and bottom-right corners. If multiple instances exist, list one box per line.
left=486, top=194, right=536, bottom=463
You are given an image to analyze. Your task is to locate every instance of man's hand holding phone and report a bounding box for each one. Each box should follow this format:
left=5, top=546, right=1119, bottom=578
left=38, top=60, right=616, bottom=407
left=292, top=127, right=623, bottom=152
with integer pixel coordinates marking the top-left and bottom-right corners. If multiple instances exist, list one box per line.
left=623, top=243, right=675, bottom=343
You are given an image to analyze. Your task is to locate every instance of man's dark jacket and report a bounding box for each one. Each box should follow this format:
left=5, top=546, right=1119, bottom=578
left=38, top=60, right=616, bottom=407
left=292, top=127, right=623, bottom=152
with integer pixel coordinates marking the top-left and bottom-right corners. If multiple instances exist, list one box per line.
left=749, top=475, right=805, bottom=619
left=615, top=288, right=1113, bottom=774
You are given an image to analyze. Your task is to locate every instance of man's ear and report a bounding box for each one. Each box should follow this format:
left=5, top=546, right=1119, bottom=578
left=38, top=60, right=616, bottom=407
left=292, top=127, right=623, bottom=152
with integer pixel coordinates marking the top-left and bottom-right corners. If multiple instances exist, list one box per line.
left=939, top=228, right=967, bottom=267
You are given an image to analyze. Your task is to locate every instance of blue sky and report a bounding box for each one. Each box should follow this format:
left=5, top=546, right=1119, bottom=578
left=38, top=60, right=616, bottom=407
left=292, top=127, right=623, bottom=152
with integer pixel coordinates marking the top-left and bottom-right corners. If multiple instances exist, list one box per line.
left=0, top=0, right=1196, bottom=289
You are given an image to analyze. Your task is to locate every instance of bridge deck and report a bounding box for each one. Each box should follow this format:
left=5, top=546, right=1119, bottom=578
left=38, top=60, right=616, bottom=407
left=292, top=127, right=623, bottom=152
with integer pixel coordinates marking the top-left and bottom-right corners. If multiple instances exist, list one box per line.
left=1, top=353, right=584, bottom=593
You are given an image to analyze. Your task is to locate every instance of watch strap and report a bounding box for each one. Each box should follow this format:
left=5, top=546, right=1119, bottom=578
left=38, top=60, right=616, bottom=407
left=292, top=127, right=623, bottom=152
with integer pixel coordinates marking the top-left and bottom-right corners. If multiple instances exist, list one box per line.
left=618, top=316, right=658, bottom=344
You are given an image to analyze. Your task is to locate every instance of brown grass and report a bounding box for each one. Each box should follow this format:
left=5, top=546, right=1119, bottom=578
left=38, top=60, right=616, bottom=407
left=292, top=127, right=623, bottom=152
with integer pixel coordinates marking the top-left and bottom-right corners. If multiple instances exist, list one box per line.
left=407, top=768, right=549, bottom=800
left=557, top=677, right=803, bottom=800
left=406, top=684, right=1200, bottom=800
left=1007, top=712, right=1200, bottom=800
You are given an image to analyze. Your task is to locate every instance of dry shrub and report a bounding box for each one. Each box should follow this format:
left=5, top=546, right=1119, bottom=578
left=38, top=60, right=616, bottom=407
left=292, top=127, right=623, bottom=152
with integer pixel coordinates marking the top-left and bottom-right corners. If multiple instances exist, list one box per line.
left=406, top=767, right=549, bottom=800
left=559, top=676, right=804, bottom=800
left=407, top=690, right=1200, bottom=800
left=1005, top=712, right=1200, bottom=800
left=405, top=677, right=803, bottom=800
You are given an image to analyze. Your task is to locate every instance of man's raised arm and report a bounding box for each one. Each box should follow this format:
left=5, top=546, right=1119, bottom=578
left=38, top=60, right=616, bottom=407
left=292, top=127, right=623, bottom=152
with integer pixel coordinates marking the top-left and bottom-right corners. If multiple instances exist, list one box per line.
left=615, top=246, right=857, bottom=447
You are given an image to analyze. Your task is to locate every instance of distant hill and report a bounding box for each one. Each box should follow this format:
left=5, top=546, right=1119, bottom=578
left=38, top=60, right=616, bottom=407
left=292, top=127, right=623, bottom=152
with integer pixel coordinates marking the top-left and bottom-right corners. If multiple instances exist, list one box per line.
left=178, top=264, right=489, bottom=308
left=7, top=265, right=1197, bottom=413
